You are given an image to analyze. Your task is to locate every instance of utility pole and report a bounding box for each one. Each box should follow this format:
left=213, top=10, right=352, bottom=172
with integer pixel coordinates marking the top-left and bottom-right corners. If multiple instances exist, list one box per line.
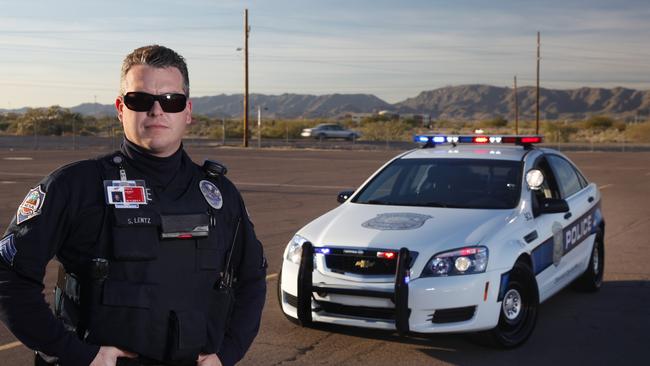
left=257, top=106, right=261, bottom=148
left=243, top=8, right=250, bottom=147
left=514, top=75, right=519, bottom=135
left=536, top=31, right=540, bottom=135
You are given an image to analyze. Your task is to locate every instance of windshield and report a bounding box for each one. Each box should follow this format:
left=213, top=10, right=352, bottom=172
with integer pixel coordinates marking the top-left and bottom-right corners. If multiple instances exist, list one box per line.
left=353, top=158, right=522, bottom=209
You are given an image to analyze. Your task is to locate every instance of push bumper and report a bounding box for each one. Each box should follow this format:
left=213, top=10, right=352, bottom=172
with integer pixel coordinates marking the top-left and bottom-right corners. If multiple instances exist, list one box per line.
left=280, top=243, right=503, bottom=333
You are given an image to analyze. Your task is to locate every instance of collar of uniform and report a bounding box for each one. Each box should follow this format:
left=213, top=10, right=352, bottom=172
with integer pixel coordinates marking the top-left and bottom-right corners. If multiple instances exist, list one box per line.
left=120, top=138, right=185, bottom=188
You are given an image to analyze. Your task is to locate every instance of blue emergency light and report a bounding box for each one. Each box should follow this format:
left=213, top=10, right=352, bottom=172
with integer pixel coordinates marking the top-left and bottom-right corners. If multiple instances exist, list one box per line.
left=414, top=134, right=543, bottom=147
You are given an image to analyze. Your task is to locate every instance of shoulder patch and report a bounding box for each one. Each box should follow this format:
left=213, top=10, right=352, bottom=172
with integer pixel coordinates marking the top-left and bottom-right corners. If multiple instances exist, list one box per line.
left=199, top=180, right=223, bottom=209
left=17, top=186, right=47, bottom=225
left=0, top=234, right=16, bottom=265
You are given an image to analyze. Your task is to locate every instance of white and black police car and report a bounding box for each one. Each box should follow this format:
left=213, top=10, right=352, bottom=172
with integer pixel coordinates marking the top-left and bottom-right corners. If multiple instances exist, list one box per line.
left=278, top=134, right=604, bottom=347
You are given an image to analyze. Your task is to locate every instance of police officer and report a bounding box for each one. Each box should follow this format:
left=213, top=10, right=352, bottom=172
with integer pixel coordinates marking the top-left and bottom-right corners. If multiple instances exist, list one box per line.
left=0, top=45, right=267, bottom=366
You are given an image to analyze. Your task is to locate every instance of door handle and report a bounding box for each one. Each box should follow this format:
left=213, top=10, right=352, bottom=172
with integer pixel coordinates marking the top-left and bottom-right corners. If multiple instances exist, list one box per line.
left=564, top=212, right=572, bottom=220
left=588, top=196, right=594, bottom=203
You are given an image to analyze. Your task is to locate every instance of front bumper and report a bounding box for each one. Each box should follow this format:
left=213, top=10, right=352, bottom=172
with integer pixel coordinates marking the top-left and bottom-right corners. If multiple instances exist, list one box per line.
left=280, top=244, right=502, bottom=333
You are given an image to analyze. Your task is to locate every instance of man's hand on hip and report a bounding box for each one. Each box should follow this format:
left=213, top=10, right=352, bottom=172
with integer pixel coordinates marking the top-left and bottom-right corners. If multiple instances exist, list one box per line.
left=89, top=346, right=137, bottom=366
left=197, top=353, right=222, bottom=366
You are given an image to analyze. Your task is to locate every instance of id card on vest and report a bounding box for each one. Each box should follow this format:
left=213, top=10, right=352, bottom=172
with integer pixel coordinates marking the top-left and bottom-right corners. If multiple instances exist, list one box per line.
left=103, top=180, right=149, bottom=209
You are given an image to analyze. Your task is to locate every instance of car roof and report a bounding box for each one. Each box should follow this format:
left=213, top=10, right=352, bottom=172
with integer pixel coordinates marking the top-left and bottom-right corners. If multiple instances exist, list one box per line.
left=400, top=144, right=532, bottom=161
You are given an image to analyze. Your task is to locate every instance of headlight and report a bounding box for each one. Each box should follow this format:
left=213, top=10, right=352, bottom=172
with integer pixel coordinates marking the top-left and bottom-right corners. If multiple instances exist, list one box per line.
left=286, top=234, right=309, bottom=264
left=421, top=246, right=488, bottom=277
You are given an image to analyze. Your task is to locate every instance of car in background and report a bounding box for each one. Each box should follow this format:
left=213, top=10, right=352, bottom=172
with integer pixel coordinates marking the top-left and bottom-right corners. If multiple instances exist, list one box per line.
left=301, top=124, right=361, bottom=140
left=278, top=134, right=604, bottom=348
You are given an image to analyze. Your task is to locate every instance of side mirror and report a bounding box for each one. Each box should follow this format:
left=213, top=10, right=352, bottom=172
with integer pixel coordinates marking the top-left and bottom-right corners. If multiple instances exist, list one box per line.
left=526, top=169, right=544, bottom=190
left=337, top=190, right=354, bottom=203
left=539, top=198, right=570, bottom=214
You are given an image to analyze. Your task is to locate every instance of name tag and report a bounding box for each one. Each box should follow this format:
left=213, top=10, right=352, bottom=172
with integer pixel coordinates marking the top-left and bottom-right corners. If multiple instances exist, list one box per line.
left=104, top=180, right=149, bottom=209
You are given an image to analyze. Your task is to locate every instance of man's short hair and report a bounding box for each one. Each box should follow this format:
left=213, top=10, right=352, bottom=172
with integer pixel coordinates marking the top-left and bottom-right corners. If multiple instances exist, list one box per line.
left=120, top=45, right=190, bottom=97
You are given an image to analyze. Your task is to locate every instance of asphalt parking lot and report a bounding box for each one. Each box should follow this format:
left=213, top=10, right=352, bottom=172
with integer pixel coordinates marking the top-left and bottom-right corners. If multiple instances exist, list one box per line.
left=1, top=146, right=649, bottom=365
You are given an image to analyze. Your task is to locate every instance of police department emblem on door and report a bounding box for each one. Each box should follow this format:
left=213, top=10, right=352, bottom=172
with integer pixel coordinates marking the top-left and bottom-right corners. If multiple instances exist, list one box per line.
left=16, top=186, right=46, bottom=225
left=199, top=180, right=223, bottom=209
left=362, top=212, right=432, bottom=230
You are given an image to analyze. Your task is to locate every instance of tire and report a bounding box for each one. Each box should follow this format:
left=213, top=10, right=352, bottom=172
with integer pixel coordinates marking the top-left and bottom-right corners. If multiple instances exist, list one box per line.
left=276, top=270, right=301, bottom=325
left=572, top=230, right=604, bottom=292
left=488, top=261, right=539, bottom=348
left=346, top=134, right=354, bottom=141
left=316, top=133, right=326, bottom=141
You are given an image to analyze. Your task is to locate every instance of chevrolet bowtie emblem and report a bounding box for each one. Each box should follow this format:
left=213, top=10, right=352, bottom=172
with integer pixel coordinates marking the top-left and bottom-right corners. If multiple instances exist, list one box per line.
left=354, top=260, right=375, bottom=269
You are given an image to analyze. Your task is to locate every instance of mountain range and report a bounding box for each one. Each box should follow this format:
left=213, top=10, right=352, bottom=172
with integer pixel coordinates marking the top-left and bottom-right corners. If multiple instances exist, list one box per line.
left=3, top=85, right=649, bottom=121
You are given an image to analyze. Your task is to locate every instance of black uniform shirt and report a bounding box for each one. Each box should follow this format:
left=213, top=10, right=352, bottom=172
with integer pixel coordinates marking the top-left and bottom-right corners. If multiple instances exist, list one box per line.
left=0, top=140, right=266, bottom=366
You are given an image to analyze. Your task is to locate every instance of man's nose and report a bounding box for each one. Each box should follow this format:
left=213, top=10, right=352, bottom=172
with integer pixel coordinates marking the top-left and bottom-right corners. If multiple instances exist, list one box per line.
left=147, top=100, right=164, bottom=116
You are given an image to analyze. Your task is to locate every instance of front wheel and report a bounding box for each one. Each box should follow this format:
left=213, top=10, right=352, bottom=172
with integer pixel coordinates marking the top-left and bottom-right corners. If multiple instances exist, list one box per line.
left=489, top=261, right=539, bottom=348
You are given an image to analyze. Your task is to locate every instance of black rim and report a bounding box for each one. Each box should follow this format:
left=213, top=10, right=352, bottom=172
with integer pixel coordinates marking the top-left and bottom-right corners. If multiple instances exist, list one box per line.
left=594, top=239, right=604, bottom=286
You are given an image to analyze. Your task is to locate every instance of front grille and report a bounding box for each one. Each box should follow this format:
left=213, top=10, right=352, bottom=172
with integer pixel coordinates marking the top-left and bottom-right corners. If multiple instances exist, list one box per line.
left=315, top=300, right=395, bottom=320
left=322, top=248, right=398, bottom=275
left=431, top=306, right=476, bottom=324
left=283, top=291, right=298, bottom=308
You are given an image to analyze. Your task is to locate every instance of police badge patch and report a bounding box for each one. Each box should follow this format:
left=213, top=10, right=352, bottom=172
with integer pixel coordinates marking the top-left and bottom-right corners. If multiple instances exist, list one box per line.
left=199, top=180, right=223, bottom=209
left=16, top=186, right=46, bottom=225
left=362, top=212, right=432, bottom=230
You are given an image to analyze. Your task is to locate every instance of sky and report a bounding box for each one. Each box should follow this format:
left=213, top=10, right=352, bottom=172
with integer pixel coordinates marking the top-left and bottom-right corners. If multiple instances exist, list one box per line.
left=1, top=0, right=649, bottom=108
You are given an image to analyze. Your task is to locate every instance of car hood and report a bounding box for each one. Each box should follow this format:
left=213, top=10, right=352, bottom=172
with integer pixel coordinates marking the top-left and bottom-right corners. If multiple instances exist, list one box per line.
left=299, top=202, right=515, bottom=254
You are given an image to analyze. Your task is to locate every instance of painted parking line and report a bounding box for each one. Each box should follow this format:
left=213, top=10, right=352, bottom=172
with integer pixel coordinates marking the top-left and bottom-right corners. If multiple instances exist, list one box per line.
left=0, top=341, right=22, bottom=352
left=0, top=274, right=281, bottom=352
left=2, top=157, right=33, bottom=161
left=237, top=182, right=350, bottom=190
left=0, top=172, right=46, bottom=178
left=599, top=184, right=614, bottom=190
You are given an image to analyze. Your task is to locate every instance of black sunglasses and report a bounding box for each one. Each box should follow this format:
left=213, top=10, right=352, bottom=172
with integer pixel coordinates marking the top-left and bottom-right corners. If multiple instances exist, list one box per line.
left=123, top=92, right=187, bottom=113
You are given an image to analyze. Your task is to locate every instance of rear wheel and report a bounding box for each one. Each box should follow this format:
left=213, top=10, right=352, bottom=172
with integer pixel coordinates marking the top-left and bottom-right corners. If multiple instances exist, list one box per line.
left=573, top=230, right=604, bottom=292
left=489, top=261, right=539, bottom=348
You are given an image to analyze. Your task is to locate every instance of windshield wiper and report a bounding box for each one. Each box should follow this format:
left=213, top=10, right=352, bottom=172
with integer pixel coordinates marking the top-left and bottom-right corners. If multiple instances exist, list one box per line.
left=405, top=201, right=449, bottom=208
left=365, top=199, right=395, bottom=205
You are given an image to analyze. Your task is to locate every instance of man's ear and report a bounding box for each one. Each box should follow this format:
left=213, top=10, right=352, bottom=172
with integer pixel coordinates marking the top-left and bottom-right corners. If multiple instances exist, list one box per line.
left=115, top=97, right=124, bottom=123
left=185, top=99, right=193, bottom=125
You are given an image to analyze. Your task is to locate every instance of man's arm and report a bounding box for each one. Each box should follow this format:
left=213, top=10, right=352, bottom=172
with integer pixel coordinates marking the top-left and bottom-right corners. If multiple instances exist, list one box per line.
left=216, top=196, right=267, bottom=366
left=0, top=265, right=100, bottom=365
left=0, top=173, right=100, bottom=366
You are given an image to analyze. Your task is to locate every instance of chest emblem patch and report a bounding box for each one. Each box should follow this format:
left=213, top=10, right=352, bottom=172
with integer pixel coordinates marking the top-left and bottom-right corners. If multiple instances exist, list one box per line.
left=200, top=180, right=223, bottom=209
left=17, top=186, right=46, bottom=225
left=362, top=212, right=432, bottom=230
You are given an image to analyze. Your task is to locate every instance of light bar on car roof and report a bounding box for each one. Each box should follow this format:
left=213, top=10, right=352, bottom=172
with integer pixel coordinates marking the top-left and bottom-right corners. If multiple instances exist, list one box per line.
left=413, top=134, right=543, bottom=147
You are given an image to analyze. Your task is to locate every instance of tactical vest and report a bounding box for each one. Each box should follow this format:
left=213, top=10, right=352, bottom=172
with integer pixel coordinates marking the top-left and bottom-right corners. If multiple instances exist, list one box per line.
left=55, top=153, right=240, bottom=365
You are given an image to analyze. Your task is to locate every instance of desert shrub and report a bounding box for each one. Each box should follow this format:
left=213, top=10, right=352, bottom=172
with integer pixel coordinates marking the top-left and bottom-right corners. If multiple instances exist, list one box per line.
left=625, top=121, right=650, bottom=142
left=583, top=115, right=615, bottom=131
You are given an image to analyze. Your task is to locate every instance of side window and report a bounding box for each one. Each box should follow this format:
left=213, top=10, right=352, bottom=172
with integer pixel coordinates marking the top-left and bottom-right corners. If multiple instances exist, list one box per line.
left=547, top=155, right=583, bottom=198
left=533, top=157, right=561, bottom=199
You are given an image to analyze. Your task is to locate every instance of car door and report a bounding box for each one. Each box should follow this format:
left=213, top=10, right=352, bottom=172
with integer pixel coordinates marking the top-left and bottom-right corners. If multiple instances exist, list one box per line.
left=330, top=125, right=344, bottom=138
left=546, top=154, right=598, bottom=289
left=528, top=155, right=566, bottom=300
